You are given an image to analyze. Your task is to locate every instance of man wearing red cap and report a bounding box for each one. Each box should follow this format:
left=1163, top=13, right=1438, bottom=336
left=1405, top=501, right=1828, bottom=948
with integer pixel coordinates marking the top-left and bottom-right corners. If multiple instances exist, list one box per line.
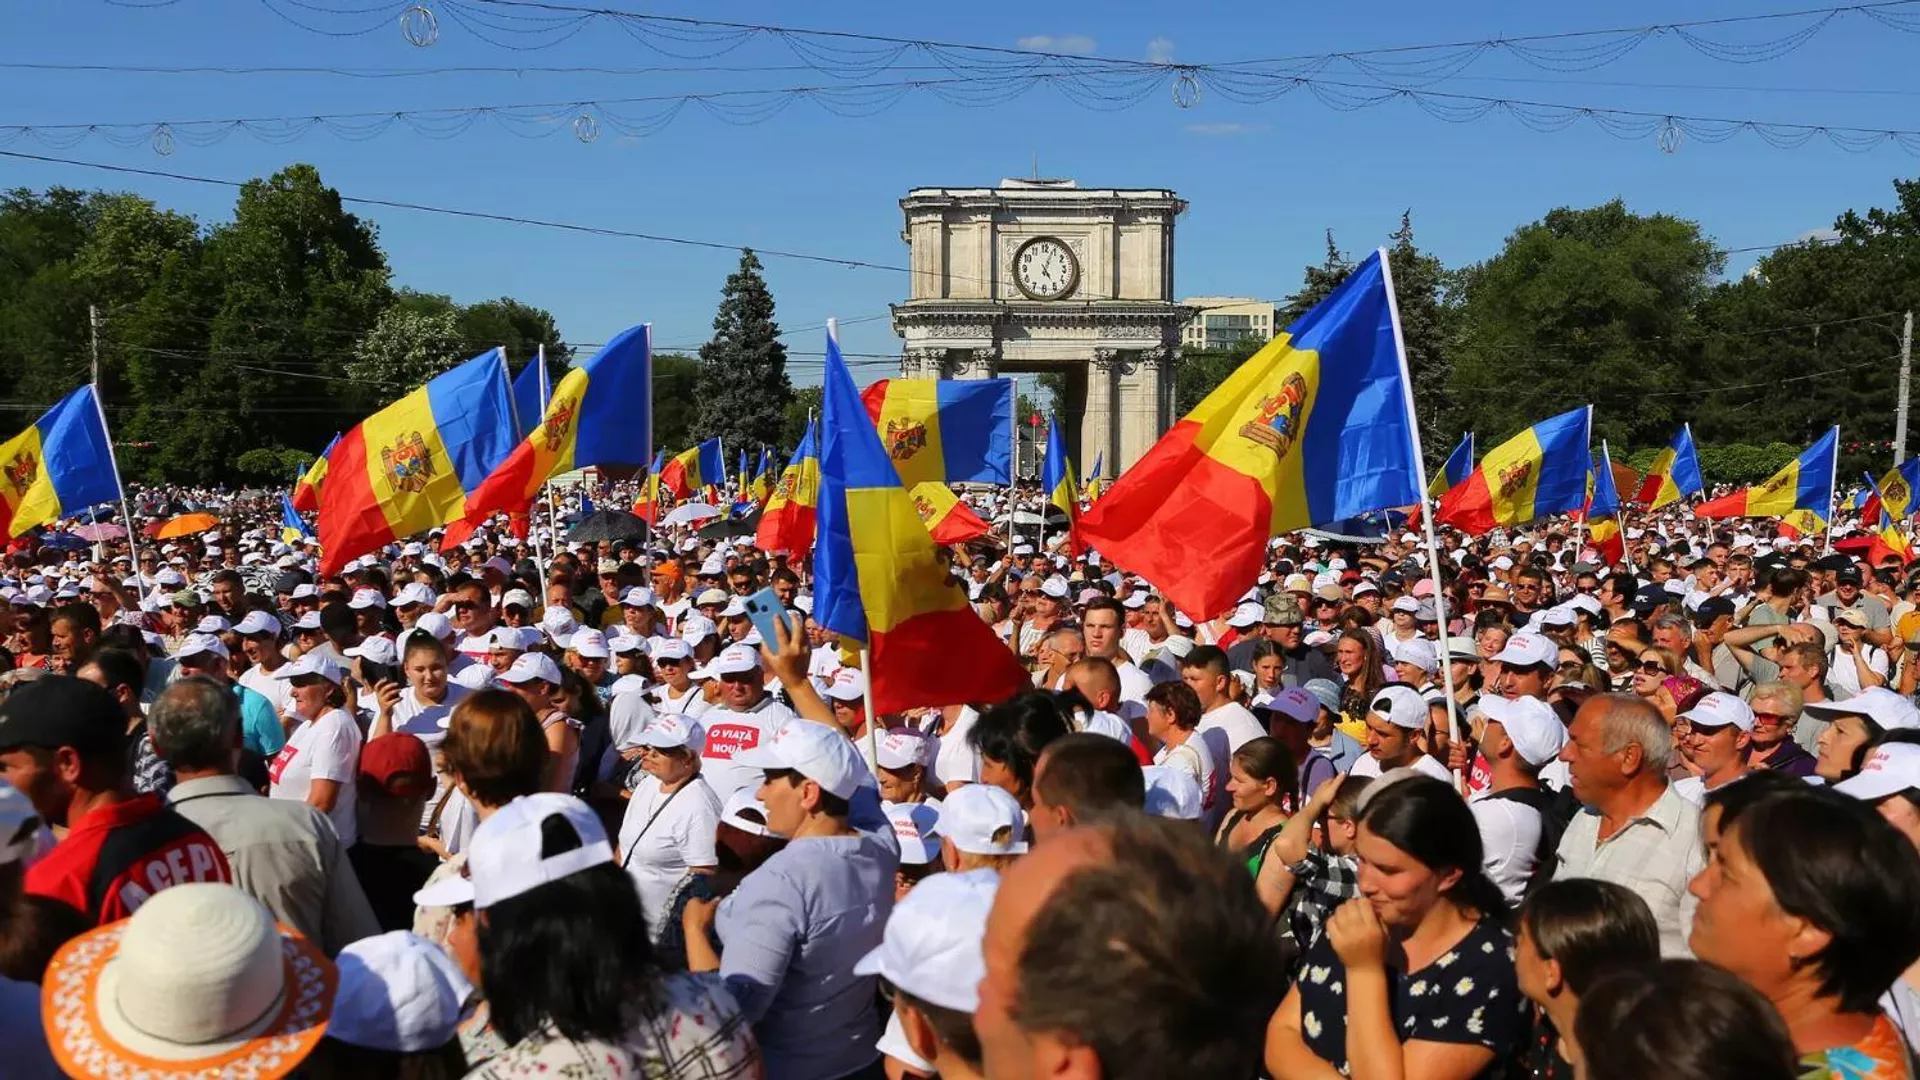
left=350, top=732, right=441, bottom=932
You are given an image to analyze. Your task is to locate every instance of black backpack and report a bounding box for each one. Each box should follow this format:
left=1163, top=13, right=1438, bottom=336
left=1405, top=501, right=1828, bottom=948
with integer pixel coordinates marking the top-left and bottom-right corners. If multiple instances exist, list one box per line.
left=1483, top=784, right=1579, bottom=900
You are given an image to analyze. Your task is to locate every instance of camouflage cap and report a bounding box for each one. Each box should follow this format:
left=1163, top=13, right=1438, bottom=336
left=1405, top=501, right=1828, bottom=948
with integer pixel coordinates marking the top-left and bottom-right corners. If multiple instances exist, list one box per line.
left=1263, top=593, right=1304, bottom=626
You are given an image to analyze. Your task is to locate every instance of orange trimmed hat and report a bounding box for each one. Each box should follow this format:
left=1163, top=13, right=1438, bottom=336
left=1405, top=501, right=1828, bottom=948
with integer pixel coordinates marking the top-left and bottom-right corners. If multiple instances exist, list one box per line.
left=41, top=883, right=335, bottom=1079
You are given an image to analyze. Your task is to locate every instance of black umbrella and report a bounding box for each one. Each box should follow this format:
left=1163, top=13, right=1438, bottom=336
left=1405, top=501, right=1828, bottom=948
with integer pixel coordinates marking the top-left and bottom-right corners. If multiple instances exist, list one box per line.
left=699, top=509, right=760, bottom=541
left=567, top=509, right=652, bottom=544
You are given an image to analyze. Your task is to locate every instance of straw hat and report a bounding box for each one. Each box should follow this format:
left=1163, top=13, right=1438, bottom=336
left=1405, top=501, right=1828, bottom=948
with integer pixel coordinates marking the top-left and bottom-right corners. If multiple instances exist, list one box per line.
left=41, top=883, right=335, bottom=1079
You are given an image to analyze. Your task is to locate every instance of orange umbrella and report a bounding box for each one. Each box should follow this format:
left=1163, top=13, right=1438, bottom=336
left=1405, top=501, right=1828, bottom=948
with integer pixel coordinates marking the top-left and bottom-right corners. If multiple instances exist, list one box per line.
left=153, top=512, right=219, bottom=540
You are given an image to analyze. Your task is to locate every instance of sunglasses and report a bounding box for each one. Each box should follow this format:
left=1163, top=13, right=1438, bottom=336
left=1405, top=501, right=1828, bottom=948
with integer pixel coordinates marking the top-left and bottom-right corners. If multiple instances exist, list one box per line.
left=451, top=600, right=482, bottom=611
left=1637, top=660, right=1667, bottom=674
left=1556, top=660, right=1586, bottom=673
left=1752, top=711, right=1791, bottom=725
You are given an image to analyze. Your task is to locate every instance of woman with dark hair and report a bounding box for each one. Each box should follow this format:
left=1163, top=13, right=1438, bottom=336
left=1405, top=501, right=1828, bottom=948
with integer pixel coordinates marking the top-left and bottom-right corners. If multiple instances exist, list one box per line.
left=1834, top=733, right=1920, bottom=1049
left=964, top=689, right=1071, bottom=809
left=1688, top=782, right=1920, bottom=1075
left=1332, top=629, right=1386, bottom=743
left=1514, top=878, right=1661, bottom=1077
left=1145, top=680, right=1214, bottom=811
left=558, top=667, right=610, bottom=796
left=1215, top=736, right=1292, bottom=877
left=1574, top=960, right=1798, bottom=1080
left=1807, top=688, right=1920, bottom=784
left=414, top=793, right=759, bottom=1077
left=1266, top=775, right=1525, bottom=1080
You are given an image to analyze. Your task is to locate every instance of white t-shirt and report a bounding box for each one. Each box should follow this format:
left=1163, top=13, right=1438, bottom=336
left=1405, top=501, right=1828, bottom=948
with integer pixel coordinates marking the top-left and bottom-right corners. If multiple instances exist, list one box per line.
left=1469, top=794, right=1543, bottom=905
left=237, top=664, right=290, bottom=717
left=1154, top=735, right=1218, bottom=819
left=1350, top=752, right=1453, bottom=785
left=268, top=707, right=362, bottom=846
left=1120, top=628, right=1154, bottom=664
left=1194, top=701, right=1266, bottom=793
left=391, top=683, right=472, bottom=752
left=697, top=696, right=798, bottom=803
left=652, top=684, right=712, bottom=720
left=453, top=630, right=495, bottom=666
left=618, top=774, right=722, bottom=935
left=928, top=707, right=980, bottom=792
left=1828, top=644, right=1889, bottom=700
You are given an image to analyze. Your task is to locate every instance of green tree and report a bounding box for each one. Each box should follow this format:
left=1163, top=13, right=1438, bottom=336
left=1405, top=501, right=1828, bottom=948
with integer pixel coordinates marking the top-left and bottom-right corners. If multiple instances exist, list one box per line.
left=782, top=384, right=823, bottom=450
left=1449, top=199, right=1722, bottom=450
left=346, top=307, right=467, bottom=392
left=653, top=353, right=701, bottom=452
left=459, top=296, right=571, bottom=376
left=1386, top=213, right=1458, bottom=466
left=696, top=250, right=793, bottom=451
left=1173, top=338, right=1262, bottom=417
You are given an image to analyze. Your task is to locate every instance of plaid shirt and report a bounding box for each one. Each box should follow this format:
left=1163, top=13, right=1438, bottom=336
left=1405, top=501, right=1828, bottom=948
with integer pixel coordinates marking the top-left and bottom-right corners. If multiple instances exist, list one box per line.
left=1284, top=848, right=1360, bottom=956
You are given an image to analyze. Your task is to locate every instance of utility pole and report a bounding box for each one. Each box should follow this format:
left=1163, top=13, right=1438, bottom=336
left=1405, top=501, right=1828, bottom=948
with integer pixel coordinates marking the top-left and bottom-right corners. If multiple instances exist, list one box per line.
left=88, top=304, right=102, bottom=387
left=1899, top=310, right=1914, bottom=465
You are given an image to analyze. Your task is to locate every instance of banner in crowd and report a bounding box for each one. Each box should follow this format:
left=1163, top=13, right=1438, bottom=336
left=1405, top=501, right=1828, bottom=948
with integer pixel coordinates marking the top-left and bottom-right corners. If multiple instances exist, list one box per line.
left=814, top=327, right=1027, bottom=713
left=1079, top=249, right=1423, bottom=618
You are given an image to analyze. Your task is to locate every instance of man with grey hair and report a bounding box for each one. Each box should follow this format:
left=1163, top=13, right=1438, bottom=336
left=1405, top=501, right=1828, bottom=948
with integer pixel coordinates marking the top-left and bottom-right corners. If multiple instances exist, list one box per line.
left=154, top=676, right=378, bottom=956
left=1552, top=693, right=1703, bottom=957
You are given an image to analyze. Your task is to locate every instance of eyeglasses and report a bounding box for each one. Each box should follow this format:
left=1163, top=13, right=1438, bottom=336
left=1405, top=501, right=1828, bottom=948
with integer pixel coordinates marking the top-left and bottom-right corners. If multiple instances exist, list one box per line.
left=451, top=600, right=481, bottom=611
left=1637, top=660, right=1667, bottom=674
left=1751, top=711, right=1791, bottom=725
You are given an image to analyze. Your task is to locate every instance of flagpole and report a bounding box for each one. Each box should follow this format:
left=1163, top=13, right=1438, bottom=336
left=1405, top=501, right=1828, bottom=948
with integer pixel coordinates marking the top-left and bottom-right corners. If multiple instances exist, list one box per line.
left=527, top=343, right=555, bottom=598
left=1005, top=379, right=1017, bottom=564
left=1376, top=248, right=1462, bottom=788
left=1825, top=425, right=1841, bottom=555
left=87, top=383, right=151, bottom=593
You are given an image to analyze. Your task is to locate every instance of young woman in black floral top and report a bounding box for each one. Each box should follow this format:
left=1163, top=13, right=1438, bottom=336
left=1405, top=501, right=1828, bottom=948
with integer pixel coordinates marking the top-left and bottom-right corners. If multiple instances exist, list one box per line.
left=1265, top=774, right=1528, bottom=1080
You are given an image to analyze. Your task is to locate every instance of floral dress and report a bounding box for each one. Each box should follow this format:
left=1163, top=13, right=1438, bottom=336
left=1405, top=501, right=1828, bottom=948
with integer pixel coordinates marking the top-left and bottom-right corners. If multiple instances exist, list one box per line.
left=1797, top=1013, right=1916, bottom=1080
left=1294, top=916, right=1527, bottom=1079
left=463, top=971, right=760, bottom=1079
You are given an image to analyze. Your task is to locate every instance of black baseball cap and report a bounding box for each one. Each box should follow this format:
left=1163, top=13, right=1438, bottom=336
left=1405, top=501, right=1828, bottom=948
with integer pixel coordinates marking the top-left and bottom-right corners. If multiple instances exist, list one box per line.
left=0, top=676, right=126, bottom=758
left=1694, top=596, right=1737, bottom=622
left=1837, top=566, right=1864, bottom=586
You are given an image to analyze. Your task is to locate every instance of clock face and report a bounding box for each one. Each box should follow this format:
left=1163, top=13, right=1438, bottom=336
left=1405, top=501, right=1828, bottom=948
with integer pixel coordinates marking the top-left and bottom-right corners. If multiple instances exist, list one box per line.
left=1014, top=237, right=1079, bottom=301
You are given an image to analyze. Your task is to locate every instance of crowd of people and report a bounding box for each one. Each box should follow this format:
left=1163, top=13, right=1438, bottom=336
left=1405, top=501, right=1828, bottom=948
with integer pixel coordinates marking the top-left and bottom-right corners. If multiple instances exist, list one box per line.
left=0, top=479, right=1917, bottom=1079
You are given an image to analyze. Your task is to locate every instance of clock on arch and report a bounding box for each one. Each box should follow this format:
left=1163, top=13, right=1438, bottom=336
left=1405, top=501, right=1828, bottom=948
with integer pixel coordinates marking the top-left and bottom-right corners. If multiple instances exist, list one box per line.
left=1012, top=236, right=1080, bottom=301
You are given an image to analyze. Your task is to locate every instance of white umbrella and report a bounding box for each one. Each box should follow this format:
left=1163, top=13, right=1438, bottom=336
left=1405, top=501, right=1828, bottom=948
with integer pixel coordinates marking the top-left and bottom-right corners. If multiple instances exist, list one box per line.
left=661, top=502, right=722, bottom=527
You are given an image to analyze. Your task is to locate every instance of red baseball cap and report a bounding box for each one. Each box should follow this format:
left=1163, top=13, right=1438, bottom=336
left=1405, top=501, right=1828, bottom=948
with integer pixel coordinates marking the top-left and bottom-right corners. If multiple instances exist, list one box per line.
left=360, top=733, right=433, bottom=799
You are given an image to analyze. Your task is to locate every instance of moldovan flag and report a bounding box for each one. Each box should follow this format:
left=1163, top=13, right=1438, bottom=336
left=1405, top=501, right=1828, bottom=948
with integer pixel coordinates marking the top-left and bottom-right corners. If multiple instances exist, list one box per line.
left=466, top=325, right=654, bottom=517
left=660, top=439, right=723, bottom=501
left=1427, top=432, right=1475, bottom=498
left=1695, top=427, right=1838, bottom=525
left=750, top=448, right=775, bottom=505
left=1042, top=417, right=1083, bottom=557
left=318, top=350, right=516, bottom=576
left=911, top=481, right=991, bottom=545
left=1865, top=471, right=1914, bottom=566
left=1586, top=442, right=1625, bottom=567
left=815, top=324, right=1027, bottom=713
left=860, top=377, right=1014, bottom=488
left=1079, top=250, right=1422, bottom=619
left=509, top=353, right=551, bottom=442
left=290, top=433, right=338, bottom=513
left=756, top=423, right=819, bottom=555
left=1871, top=458, right=1920, bottom=521
left=279, top=494, right=313, bottom=545
left=1633, top=424, right=1705, bottom=509
left=1436, top=406, right=1592, bottom=535
left=632, top=450, right=668, bottom=524
left=0, top=386, right=122, bottom=539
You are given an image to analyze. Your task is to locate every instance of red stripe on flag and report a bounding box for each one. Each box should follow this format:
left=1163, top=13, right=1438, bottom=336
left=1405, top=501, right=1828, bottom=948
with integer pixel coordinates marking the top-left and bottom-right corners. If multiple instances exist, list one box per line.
left=1077, top=419, right=1274, bottom=620
left=1692, top=489, right=1751, bottom=519
left=755, top=504, right=815, bottom=555
left=316, top=428, right=396, bottom=576
left=465, top=439, right=542, bottom=520
left=860, top=380, right=890, bottom=426
left=1435, top=470, right=1498, bottom=536
left=869, top=607, right=1029, bottom=714
left=928, top=500, right=991, bottom=546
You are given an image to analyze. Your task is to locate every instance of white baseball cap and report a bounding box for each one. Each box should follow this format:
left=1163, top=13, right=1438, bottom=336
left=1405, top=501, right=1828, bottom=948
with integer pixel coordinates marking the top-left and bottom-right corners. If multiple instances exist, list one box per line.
left=1538, top=606, right=1576, bottom=629
left=449, top=663, right=499, bottom=693
left=192, top=615, right=232, bottom=635
left=290, top=611, right=324, bottom=632
left=823, top=667, right=867, bottom=704
left=619, top=586, right=657, bottom=608
left=1803, top=688, right=1920, bottom=733
left=694, top=587, right=729, bottom=607
left=1142, top=764, right=1203, bottom=820
left=853, top=868, right=998, bottom=1011
left=606, top=630, right=647, bottom=655
left=414, top=793, right=613, bottom=910
left=734, top=720, right=869, bottom=801
left=501, top=589, right=536, bottom=611
left=174, top=633, right=230, bottom=663
left=634, top=714, right=704, bottom=752
left=1835, top=743, right=1920, bottom=801
left=539, top=607, right=579, bottom=641
left=1369, top=685, right=1429, bottom=730
left=348, top=588, right=388, bottom=610
left=1390, top=595, right=1420, bottom=614
left=1680, top=692, right=1755, bottom=734
left=329, top=930, right=474, bottom=1053
left=705, top=643, right=761, bottom=678
left=393, top=583, right=436, bottom=608
left=1226, top=602, right=1264, bottom=629
left=415, top=610, right=454, bottom=642
left=274, top=649, right=342, bottom=685
left=719, top=788, right=774, bottom=837
left=499, top=652, right=564, bottom=687
left=1478, top=694, right=1567, bottom=766
left=233, top=610, right=280, bottom=636
left=884, top=801, right=942, bottom=866
left=345, top=635, right=398, bottom=666
left=680, top=613, right=717, bottom=647
left=486, top=626, right=533, bottom=653
left=935, top=783, right=1028, bottom=856
left=719, top=597, right=749, bottom=619
left=876, top=728, right=934, bottom=770
left=1390, top=637, right=1439, bottom=674
left=570, top=629, right=610, bottom=660
left=650, top=637, right=693, bottom=663
left=1490, top=632, right=1557, bottom=669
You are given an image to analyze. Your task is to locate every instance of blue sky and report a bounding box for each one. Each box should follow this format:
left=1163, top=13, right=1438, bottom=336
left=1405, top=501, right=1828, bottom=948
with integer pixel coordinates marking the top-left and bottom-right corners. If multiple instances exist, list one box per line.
left=4, top=0, right=1918, bottom=392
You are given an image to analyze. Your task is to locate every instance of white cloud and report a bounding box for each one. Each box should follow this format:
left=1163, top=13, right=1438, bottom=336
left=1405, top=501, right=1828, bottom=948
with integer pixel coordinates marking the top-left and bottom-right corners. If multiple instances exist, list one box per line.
left=1796, top=227, right=1841, bottom=244
left=1017, top=34, right=1097, bottom=54
left=1146, top=37, right=1176, bottom=63
left=1185, top=122, right=1265, bottom=136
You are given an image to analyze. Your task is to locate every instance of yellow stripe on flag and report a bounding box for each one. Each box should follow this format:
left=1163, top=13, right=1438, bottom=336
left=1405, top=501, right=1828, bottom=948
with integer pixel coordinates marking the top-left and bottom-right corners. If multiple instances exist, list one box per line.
left=871, top=383, right=949, bottom=490
left=358, top=386, right=470, bottom=535
left=1479, top=428, right=1548, bottom=527
left=845, top=487, right=967, bottom=634
left=1181, top=335, right=1324, bottom=533
left=0, top=425, right=56, bottom=537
